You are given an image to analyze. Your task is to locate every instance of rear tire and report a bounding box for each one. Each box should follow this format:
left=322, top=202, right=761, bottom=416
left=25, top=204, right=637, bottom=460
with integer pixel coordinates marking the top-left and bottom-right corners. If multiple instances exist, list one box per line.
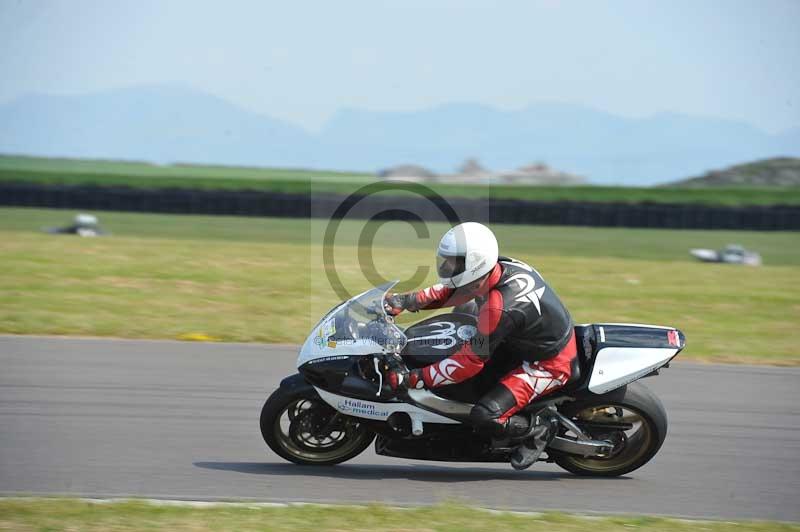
left=553, top=382, right=668, bottom=477
left=260, top=384, right=375, bottom=466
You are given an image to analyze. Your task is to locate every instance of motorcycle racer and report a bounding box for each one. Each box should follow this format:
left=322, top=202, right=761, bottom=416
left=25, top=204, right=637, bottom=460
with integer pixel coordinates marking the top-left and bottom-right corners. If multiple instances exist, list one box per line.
left=384, top=222, right=577, bottom=469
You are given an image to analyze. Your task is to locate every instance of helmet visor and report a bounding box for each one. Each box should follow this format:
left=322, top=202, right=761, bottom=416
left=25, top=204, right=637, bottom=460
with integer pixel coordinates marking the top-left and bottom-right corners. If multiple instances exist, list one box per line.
left=436, top=254, right=466, bottom=279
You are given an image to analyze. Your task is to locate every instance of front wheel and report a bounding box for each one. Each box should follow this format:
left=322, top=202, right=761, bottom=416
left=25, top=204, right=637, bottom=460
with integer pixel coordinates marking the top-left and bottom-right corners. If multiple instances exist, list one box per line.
left=552, top=382, right=668, bottom=477
left=260, top=384, right=375, bottom=465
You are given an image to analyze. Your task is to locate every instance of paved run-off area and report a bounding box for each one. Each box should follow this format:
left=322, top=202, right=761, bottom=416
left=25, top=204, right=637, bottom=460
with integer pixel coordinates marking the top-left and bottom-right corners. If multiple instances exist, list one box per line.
left=0, top=336, right=798, bottom=521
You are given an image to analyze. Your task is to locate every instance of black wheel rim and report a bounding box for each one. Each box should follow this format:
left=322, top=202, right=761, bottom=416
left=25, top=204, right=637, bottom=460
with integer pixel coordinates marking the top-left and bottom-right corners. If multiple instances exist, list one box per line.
left=274, top=397, right=371, bottom=463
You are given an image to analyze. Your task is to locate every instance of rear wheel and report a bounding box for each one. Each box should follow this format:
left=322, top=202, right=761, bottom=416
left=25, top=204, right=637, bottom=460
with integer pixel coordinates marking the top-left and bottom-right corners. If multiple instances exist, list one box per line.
left=260, top=385, right=375, bottom=465
left=553, top=382, right=668, bottom=477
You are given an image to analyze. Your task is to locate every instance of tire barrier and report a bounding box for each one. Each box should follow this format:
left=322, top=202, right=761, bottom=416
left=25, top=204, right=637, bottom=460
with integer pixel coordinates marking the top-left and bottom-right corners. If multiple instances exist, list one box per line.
left=1, top=182, right=799, bottom=230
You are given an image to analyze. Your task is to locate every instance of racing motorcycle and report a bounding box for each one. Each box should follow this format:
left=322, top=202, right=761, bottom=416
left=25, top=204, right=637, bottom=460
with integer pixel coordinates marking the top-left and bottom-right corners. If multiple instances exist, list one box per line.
left=261, top=281, right=685, bottom=476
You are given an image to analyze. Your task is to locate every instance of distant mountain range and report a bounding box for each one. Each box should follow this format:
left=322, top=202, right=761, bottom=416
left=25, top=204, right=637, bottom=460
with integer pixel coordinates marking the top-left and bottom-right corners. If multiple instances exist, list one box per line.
left=1, top=84, right=798, bottom=185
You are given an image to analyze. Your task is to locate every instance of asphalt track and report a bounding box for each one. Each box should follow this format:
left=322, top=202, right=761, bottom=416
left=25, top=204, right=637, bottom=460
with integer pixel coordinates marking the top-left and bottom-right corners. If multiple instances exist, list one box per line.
left=1, top=336, right=798, bottom=521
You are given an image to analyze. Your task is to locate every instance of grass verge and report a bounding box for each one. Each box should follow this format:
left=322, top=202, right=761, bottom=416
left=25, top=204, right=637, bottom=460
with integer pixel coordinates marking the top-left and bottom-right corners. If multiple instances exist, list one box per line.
left=2, top=155, right=800, bottom=205
left=0, top=499, right=796, bottom=532
left=2, top=208, right=798, bottom=364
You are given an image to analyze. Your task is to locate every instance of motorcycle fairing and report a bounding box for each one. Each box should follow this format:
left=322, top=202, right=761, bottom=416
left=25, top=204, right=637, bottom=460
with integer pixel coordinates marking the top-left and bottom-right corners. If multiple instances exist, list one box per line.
left=297, top=314, right=388, bottom=366
left=315, top=387, right=461, bottom=424
left=586, top=323, right=684, bottom=394
left=588, top=347, right=677, bottom=394
left=296, top=281, right=407, bottom=368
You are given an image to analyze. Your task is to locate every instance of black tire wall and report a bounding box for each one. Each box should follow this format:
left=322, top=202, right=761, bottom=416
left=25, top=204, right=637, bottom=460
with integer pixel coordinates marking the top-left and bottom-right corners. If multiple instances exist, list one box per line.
left=2, top=182, right=799, bottom=230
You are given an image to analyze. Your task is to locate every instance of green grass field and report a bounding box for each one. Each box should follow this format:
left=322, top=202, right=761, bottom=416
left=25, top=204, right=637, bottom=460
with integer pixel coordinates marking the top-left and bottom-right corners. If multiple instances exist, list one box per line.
left=0, top=154, right=374, bottom=182
left=0, top=499, right=795, bottom=532
left=2, top=207, right=798, bottom=364
left=3, top=154, right=800, bottom=205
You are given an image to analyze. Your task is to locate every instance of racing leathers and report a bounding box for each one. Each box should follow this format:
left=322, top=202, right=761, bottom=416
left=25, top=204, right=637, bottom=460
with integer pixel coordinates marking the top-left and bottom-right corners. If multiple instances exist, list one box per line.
left=388, top=256, right=577, bottom=435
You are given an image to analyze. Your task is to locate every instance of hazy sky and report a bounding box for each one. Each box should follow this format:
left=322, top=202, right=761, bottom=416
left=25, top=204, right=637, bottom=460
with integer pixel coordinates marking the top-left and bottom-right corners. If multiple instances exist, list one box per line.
left=1, top=0, right=798, bottom=133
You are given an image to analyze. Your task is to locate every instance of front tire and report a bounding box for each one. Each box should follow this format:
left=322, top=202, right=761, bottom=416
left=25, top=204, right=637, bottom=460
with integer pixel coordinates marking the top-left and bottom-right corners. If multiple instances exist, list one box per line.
left=553, top=382, right=668, bottom=477
left=260, top=384, right=375, bottom=466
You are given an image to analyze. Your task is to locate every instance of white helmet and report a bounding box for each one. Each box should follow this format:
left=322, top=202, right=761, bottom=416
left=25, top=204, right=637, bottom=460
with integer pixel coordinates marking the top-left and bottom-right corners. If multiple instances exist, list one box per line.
left=436, top=222, right=499, bottom=288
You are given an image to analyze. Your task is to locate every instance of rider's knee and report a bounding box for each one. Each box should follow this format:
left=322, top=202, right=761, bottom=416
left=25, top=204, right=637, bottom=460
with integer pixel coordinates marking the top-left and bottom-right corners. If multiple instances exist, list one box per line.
left=470, top=400, right=501, bottom=427
left=471, top=384, right=520, bottom=434
left=470, top=398, right=510, bottom=436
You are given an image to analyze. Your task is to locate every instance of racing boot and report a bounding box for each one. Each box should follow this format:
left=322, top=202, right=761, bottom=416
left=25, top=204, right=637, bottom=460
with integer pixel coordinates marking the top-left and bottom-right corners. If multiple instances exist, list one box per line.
left=509, top=408, right=560, bottom=471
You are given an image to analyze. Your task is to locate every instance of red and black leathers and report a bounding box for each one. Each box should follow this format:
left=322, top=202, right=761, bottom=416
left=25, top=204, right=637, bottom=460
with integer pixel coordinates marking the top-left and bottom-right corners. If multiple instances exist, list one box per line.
left=392, top=256, right=577, bottom=432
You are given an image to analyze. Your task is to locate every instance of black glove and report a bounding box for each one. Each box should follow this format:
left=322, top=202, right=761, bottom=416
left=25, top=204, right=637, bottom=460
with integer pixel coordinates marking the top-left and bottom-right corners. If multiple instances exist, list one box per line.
left=384, top=293, right=418, bottom=316
left=383, top=355, right=425, bottom=392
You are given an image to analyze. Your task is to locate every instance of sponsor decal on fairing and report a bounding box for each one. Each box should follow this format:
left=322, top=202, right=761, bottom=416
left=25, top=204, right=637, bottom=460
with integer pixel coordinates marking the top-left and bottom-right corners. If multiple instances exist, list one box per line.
left=336, top=398, right=390, bottom=418
left=306, top=355, right=349, bottom=364
left=406, top=322, right=482, bottom=350
left=457, top=324, right=477, bottom=341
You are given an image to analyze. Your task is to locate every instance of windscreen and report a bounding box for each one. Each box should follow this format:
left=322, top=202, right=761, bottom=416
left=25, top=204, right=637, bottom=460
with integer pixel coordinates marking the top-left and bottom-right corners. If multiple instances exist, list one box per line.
left=311, top=281, right=407, bottom=354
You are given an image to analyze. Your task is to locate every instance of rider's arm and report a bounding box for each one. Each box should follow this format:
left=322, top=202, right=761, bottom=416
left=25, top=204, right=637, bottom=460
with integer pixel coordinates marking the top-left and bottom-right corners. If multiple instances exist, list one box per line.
left=390, top=283, right=476, bottom=314
left=419, top=289, right=519, bottom=388
left=412, top=283, right=454, bottom=310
